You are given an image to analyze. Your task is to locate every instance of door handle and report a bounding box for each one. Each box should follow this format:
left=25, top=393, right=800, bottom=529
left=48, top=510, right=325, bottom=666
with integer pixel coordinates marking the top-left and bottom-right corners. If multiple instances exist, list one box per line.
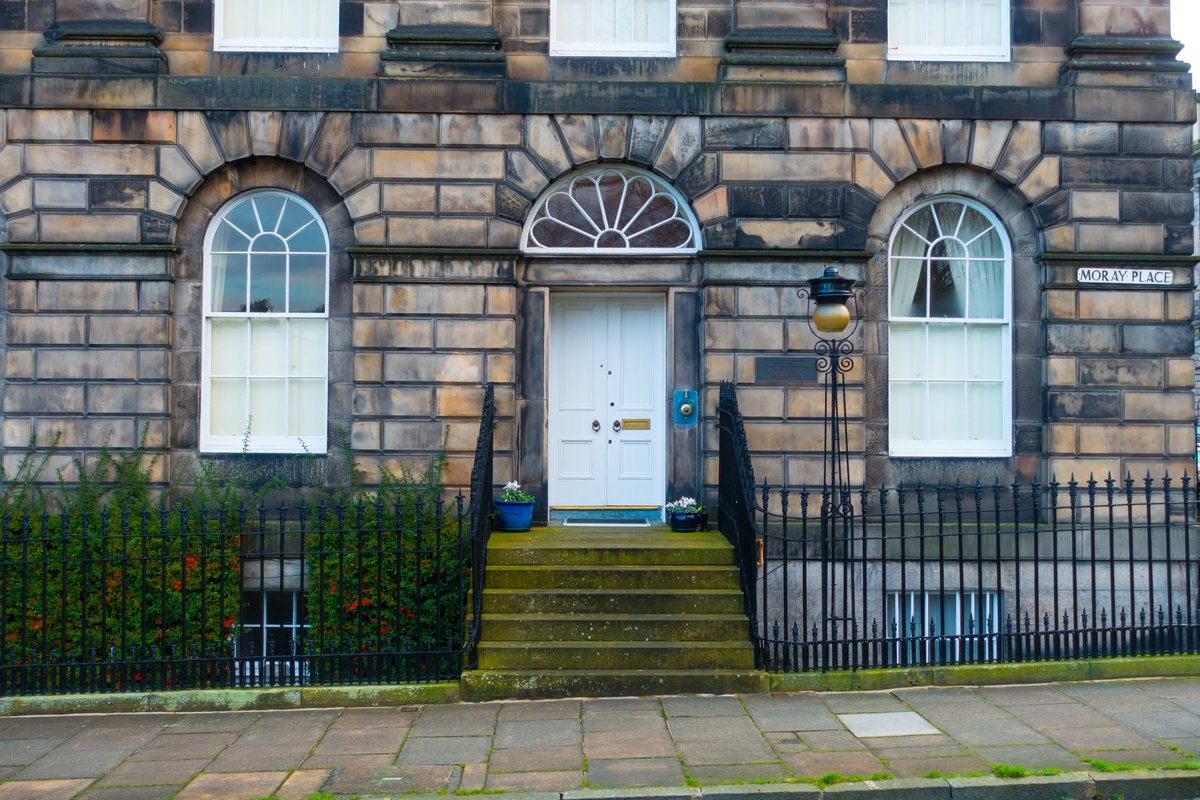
left=592, top=419, right=601, bottom=432
left=612, top=419, right=622, bottom=432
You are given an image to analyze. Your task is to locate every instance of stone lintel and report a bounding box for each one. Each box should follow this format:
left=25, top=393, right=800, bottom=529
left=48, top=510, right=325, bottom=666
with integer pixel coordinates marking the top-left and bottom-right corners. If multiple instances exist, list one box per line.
left=524, top=259, right=699, bottom=286
left=2, top=245, right=174, bottom=278
left=34, top=20, right=166, bottom=75
left=702, top=260, right=864, bottom=286
left=381, top=24, right=507, bottom=80
left=720, top=28, right=846, bottom=83
left=352, top=248, right=518, bottom=282
left=1061, top=35, right=1190, bottom=87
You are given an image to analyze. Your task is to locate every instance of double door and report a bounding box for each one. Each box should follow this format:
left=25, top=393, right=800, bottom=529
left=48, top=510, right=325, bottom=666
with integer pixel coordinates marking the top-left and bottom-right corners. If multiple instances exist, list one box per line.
left=548, top=294, right=665, bottom=509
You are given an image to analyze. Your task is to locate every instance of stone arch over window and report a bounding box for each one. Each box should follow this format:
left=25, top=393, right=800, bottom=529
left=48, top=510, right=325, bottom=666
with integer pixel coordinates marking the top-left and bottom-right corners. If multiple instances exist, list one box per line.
left=862, top=167, right=1042, bottom=487
left=521, top=166, right=702, bottom=255
left=171, top=160, right=353, bottom=465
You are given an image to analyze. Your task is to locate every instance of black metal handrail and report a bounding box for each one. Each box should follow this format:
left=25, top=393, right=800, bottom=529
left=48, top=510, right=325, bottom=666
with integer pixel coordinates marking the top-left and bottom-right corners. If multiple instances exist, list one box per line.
left=464, top=383, right=495, bottom=670
left=716, top=381, right=763, bottom=666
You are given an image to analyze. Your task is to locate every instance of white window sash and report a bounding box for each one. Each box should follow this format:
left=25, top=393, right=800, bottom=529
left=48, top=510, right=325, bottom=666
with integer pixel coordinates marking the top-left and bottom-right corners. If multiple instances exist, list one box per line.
left=550, top=0, right=677, bottom=57
left=887, top=0, right=1011, bottom=62
left=214, top=0, right=339, bottom=53
left=887, top=198, right=1012, bottom=458
left=201, top=191, right=330, bottom=455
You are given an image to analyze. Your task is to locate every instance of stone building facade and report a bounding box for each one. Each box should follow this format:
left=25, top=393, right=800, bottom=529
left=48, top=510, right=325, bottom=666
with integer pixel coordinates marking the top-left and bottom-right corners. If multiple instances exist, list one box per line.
left=0, top=0, right=1194, bottom=522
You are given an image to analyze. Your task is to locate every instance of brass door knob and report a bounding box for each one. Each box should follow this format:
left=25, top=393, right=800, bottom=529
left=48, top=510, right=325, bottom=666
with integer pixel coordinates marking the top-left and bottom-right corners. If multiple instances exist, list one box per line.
left=612, top=419, right=622, bottom=432
left=591, top=419, right=601, bottom=432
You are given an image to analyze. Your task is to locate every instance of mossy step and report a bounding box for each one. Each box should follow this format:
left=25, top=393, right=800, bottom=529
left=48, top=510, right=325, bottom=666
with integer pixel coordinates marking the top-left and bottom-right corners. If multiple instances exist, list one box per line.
left=477, top=640, right=755, bottom=670
left=487, top=530, right=734, bottom=567
left=482, top=613, right=750, bottom=641
left=460, top=668, right=770, bottom=701
left=481, top=588, right=745, bottom=615
left=485, top=564, right=741, bottom=590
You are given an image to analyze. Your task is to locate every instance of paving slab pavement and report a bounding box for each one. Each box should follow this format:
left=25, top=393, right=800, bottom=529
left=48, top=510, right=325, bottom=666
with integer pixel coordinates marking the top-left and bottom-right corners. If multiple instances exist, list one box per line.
left=4, top=678, right=1200, bottom=797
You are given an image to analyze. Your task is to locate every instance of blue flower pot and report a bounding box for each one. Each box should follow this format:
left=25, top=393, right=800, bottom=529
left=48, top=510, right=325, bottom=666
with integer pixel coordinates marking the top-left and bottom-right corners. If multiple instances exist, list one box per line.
left=669, top=511, right=705, bottom=532
left=494, top=499, right=535, bottom=531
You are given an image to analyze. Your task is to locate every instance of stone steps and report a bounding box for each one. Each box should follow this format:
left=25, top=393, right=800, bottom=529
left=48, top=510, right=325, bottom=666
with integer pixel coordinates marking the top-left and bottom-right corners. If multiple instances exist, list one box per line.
left=464, top=527, right=764, bottom=699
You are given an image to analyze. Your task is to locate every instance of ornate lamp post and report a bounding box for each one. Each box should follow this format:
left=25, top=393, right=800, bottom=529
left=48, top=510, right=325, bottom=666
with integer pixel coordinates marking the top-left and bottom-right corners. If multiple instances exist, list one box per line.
left=799, top=266, right=859, bottom=513
left=798, top=266, right=861, bottom=647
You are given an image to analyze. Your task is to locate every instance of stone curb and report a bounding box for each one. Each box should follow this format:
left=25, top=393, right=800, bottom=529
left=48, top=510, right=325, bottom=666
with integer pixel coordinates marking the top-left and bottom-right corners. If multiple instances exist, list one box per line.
left=0, top=682, right=460, bottom=716
left=393, top=772, right=1200, bottom=800
left=1, top=656, right=1197, bottom=716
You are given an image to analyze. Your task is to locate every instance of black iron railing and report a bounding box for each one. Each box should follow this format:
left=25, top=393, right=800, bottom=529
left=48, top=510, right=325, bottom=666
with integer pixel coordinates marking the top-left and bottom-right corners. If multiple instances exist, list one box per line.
left=0, top=501, right=470, bottom=695
left=716, top=382, right=762, bottom=661
left=464, top=383, right=495, bottom=669
left=718, top=384, right=1200, bottom=672
left=0, top=384, right=499, bottom=696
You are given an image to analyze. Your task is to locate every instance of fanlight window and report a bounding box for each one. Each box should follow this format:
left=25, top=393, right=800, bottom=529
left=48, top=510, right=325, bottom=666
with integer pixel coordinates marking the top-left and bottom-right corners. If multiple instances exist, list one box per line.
left=522, top=168, right=700, bottom=254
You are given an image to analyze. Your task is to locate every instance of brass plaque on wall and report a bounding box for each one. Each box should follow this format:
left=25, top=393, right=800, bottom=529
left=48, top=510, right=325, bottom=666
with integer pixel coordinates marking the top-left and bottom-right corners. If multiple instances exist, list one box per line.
left=622, top=419, right=651, bottom=430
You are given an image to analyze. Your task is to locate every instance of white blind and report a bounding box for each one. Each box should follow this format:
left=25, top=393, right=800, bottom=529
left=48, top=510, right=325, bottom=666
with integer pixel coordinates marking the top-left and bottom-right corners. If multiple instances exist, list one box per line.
left=553, top=0, right=674, bottom=55
left=217, top=0, right=339, bottom=51
left=888, top=0, right=1007, bottom=60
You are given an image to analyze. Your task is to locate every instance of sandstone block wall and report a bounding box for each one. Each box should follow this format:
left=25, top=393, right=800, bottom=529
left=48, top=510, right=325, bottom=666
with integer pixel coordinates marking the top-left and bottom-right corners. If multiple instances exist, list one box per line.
left=0, top=1, right=1191, bottom=498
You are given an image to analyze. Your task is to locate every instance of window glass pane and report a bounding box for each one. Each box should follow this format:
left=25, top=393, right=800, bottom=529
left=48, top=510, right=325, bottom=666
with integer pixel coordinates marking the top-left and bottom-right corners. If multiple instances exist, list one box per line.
left=890, top=258, right=926, bottom=317
left=260, top=0, right=325, bottom=40
left=976, top=0, right=1003, bottom=46
left=249, top=379, right=286, bottom=435
left=929, top=252, right=967, bottom=318
left=968, top=260, right=1005, bottom=318
left=968, top=383, right=1004, bottom=440
left=889, top=323, right=925, bottom=379
left=286, top=218, right=326, bottom=252
left=210, top=253, right=248, bottom=312
left=210, top=378, right=247, bottom=435
left=933, top=202, right=964, bottom=238
left=250, top=319, right=287, bottom=376
left=222, top=0, right=258, bottom=39
left=557, top=0, right=591, bottom=42
left=966, top=325, right=1003, bottom=379
left=210, top=319, right=247, bottom=376
left=249, top=253, right=286, bottom=313
left=224, top=199, right=261, bottom=239
left=251, top=234, right=286, bottom=253
left=902, top=206, right=937, bottom=244
left=927, top=383, right=966, bottom=440
left=890, top=381, right=926, bottom=440
left=288, top=379, right=326, bottom=436
left=289, top=254, right=327, bottom=313
left=289, top=320, right=326, bottom=375
left=252, top=194, right=286, bottom=233
left=211, top=219, right=251, bottom=252
left=927, top=325, right=965, bottom=380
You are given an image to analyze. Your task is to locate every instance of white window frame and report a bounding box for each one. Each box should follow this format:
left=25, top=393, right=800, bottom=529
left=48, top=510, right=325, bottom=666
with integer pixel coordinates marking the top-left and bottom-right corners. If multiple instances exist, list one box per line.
left=887, top=196, right=1013, bottom=458
left=234, top=588, right=310, bottom=687
left=887, top=0, right=1011, bottom=62
left=887, top=590, right=1002, bottom=663
left=213, top=0, right=339, bottom=53
left=200, top=189, right=330, bottom=455
left=549, top=0, right=677, bottom=57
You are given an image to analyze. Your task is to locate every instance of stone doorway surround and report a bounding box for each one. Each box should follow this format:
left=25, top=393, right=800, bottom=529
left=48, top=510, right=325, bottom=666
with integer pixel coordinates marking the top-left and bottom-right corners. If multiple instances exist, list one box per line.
left=514, top=263, right=702, bottom=526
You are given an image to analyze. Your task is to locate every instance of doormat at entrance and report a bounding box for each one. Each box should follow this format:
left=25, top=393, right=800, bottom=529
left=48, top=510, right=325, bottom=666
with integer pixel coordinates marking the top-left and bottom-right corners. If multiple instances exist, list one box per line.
left=562, top=518, right=651, bottom=527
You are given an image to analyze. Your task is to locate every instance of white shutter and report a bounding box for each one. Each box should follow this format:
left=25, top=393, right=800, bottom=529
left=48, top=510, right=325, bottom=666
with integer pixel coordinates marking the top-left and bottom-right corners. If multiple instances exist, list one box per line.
left=215, top=0, right=339, bottom=52
left=888, top=0, right=1009, bottom=61
left=551, top=0, right=675, bottom=56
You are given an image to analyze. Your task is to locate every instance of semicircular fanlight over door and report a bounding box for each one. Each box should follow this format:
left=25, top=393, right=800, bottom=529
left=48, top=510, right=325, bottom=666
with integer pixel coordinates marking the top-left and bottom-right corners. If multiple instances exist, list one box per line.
left=522, top=167, right=701, bottom=255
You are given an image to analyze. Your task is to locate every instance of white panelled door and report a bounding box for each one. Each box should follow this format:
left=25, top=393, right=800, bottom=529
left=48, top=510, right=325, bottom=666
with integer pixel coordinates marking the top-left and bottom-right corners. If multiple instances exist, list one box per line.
left=549, top=294, right=666, bottom=508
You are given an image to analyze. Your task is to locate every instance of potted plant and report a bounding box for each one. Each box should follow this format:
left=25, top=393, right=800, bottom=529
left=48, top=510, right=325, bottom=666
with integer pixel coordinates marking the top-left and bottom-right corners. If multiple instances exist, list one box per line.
left=665, top=496, right=706, bottom=532
left=494, top=481, right=535, bottom=531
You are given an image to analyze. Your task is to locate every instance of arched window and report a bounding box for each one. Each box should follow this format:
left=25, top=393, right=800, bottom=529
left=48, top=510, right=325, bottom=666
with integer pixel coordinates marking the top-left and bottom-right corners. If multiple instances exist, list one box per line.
left=888, top=197, right=1011, bottom=456
left=522, top=166, right=700, bottom=255
left=201, top=190, right=330, bottom=453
